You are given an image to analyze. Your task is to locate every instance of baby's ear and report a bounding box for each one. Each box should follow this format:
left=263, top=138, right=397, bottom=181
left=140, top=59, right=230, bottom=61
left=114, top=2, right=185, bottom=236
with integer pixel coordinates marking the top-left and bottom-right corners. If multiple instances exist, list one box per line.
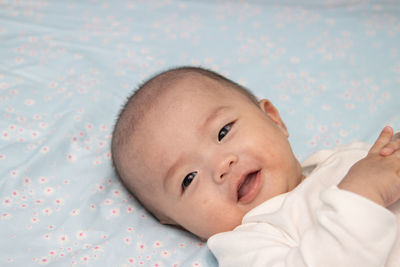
left=258, top=99, right=289, bottom=137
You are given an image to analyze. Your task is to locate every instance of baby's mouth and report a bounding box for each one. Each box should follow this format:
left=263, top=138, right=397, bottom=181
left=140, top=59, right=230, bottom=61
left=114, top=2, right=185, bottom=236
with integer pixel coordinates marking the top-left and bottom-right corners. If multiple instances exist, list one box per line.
left=237, top=170, right=260, bottom=202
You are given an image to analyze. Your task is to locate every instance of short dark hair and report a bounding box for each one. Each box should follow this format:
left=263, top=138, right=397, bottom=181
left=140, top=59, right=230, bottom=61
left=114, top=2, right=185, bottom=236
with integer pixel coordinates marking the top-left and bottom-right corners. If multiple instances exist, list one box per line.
left=111, top=66, right=258, bottom=207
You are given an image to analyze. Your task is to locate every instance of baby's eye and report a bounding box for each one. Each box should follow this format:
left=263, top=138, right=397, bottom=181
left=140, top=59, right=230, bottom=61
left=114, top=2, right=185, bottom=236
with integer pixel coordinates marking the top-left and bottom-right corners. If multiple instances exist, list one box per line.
left=182, top=172, right=197, bottom=191
left=218, top=122, right=233, bottom=141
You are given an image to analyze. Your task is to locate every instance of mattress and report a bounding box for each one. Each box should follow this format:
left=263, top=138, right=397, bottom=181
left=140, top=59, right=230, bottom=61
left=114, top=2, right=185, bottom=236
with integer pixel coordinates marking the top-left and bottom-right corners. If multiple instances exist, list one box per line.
left=1, top=0, right=399, bottom=266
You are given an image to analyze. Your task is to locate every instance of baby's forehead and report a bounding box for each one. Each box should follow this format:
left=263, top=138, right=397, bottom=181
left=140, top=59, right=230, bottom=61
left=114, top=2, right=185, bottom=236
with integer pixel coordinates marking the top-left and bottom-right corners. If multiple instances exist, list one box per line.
left=132, top=76, right=228, bottom=154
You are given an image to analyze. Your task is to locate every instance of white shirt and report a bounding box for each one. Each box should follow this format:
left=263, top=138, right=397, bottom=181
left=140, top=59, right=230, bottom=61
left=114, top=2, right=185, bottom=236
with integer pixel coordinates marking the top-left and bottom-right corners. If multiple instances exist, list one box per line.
left=208, top=143, right=399, bottom=267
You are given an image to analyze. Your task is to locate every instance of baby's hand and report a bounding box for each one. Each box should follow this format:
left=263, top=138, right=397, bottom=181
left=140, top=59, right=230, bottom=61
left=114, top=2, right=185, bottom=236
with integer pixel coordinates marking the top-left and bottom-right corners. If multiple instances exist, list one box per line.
left=379, top=126, right=400, bottom=156
left=338, top=127, right=400, bottom=207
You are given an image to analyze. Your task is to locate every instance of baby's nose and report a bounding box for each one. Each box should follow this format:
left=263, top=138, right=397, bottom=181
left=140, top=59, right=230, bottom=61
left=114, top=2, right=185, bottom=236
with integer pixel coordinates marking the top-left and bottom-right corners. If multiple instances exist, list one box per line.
left=214, top=154, right=238, bottom=183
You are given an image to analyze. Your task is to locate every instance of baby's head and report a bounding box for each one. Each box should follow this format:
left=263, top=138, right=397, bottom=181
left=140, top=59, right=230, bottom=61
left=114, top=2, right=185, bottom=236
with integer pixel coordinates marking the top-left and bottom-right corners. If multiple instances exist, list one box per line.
left=112, top=66, right=303, bottom=240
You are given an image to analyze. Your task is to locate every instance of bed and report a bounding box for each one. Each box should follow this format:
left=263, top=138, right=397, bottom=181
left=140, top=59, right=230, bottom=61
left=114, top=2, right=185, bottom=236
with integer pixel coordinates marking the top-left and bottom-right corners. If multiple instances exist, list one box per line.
left=1, top=0, right=399, bottom=266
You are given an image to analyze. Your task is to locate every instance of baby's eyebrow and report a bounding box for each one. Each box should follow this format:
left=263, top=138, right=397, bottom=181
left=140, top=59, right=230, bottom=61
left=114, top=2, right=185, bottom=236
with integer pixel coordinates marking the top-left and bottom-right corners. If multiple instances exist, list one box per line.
left=199, top=106, right=230, bottom=132
left=163, top=154, right=182, bottom=194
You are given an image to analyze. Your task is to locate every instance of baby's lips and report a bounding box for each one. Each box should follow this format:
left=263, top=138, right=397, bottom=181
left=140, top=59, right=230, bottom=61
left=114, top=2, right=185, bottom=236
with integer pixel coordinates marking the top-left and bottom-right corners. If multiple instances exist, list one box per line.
left=237, top=170, right=262, bottom=204
left=237, top=171, right=257, bottom=200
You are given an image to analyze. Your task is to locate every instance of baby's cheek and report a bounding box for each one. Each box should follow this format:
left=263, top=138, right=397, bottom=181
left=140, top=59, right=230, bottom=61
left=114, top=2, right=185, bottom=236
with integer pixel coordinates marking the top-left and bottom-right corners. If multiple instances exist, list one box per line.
left=201, top=198, right=209, bottom=206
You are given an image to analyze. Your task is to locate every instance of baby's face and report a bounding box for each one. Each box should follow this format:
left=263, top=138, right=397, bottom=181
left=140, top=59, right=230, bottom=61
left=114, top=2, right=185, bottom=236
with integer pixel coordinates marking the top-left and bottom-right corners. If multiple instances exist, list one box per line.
left=130, top=77, right=303, bottom=240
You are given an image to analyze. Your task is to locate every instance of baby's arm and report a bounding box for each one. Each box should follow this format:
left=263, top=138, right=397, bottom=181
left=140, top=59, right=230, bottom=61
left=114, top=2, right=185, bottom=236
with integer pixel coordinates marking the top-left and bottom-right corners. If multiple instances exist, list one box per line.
left=339, top=126, right=400, bottom=207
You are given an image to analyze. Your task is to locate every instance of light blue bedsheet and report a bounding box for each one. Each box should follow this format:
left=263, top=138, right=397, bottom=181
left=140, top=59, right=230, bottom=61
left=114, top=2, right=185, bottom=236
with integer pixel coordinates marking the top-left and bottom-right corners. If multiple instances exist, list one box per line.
left=1, top=0, right=399, bottom=266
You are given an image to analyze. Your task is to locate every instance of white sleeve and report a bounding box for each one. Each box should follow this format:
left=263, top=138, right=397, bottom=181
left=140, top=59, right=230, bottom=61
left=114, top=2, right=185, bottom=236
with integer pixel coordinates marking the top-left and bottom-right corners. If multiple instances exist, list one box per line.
left=208, top=186, right=397, bottom=267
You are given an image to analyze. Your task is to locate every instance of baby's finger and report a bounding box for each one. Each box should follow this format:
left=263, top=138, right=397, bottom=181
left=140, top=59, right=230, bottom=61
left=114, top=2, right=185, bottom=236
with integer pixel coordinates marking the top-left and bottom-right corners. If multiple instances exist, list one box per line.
left=380, top=137, right=400, bottom=156
left=370, top=126, right=393, bottom=154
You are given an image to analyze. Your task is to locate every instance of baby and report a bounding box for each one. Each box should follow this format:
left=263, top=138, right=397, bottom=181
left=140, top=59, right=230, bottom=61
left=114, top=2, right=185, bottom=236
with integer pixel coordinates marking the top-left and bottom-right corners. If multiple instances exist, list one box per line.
left=111, top=66, right=400, bottom=266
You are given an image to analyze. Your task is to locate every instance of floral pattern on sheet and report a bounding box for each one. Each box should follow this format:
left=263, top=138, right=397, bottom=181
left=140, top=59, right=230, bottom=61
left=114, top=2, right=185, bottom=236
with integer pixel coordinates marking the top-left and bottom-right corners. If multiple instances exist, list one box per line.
left=0, top=0, right=399, bottom=266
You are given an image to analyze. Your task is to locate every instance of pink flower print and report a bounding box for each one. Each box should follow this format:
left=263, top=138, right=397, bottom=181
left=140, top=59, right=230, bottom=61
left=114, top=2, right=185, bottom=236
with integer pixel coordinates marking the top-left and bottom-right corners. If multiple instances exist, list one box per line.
left=39, top=122, right=48, bottom=129
left=76, top=230, right=87, bottom=240
left=15, top=57, right=24, bottom=63
left=124, top=236, right=131, bottom=244
left=92, top=245, right=104, bottom=253
left=43, top=233, right=51, bottom=240
left=31, top=217, right=39, bottom=223
left=58, top=235, right=69, bottom=245
left=80, top=255, right=90, bottom=263
left=43, top=187, right=54, bottom=196
left=24, top=99, right=35, bottom=106
left=2, top=213, right=12, bottom=219
left=110, top=208, right=120, bottom=216
left=42, top=207, right=52, bottom=216
left=86, top=123, right=93, bottom=130
left=161, top=250, right=170, bottom=258
left=39, top=256, right=49, bottom=265
left=318, top=125, right=327, bottom=133
left=126, top=205, right=135, bottom=213
left=153, top=241, right=162, bottom=248
left=2, top=131, right=9, bottom=140
left=104, top=199, right=113, bottom=205
left=74, top=115, right=82, bottom=122
left=97, top=184, right=104, bottom=191
left=3, top=197, right=11, bottom=206
left=83, top=244, right=92, bottom=252
left=40, top=146, right=50, bottom=153
left=48, top=250, right=56, bottom=257
left=128, top=258, right=135, bottom=264
left=48, top=82, right=58, bottom=88
left=0, top=82, right=8, bottom=89
left=54, top=198, right=65, bottom=206
left=136, top=242, right=146, bottom=251
left=70, top=209, right=80, bottom=216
